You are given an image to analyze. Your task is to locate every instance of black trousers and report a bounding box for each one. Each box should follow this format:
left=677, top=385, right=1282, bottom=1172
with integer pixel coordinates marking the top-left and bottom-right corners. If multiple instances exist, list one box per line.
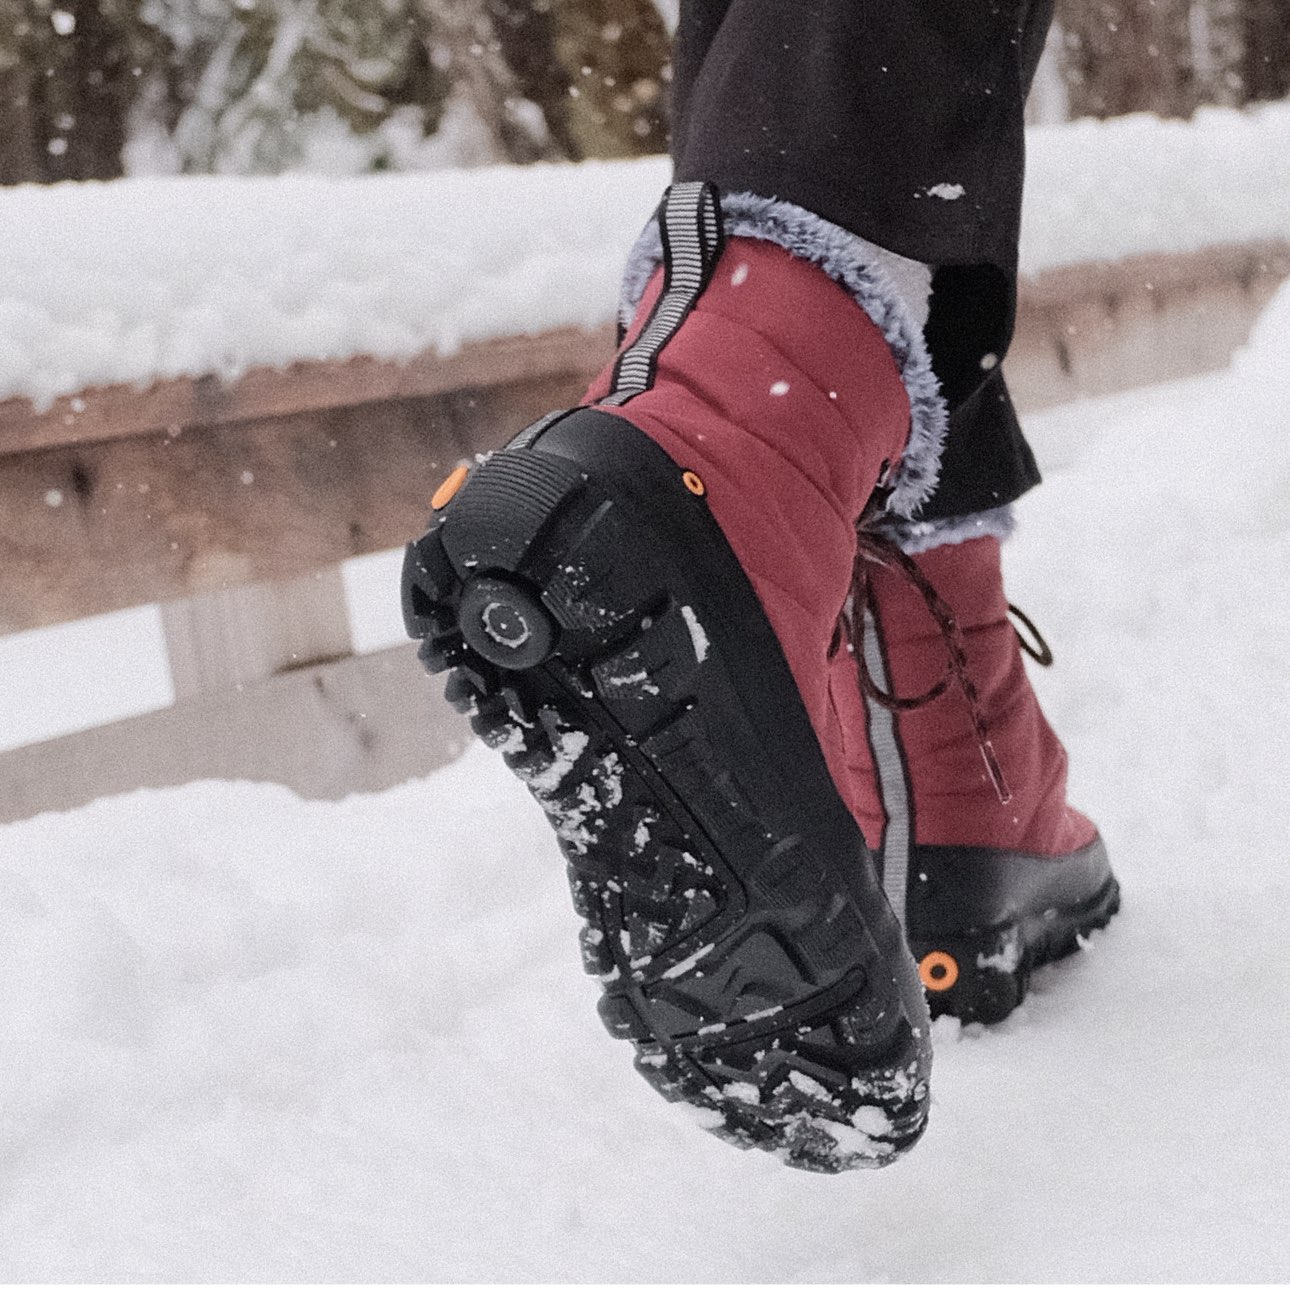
left=670, top=0, right=1056, bottom=521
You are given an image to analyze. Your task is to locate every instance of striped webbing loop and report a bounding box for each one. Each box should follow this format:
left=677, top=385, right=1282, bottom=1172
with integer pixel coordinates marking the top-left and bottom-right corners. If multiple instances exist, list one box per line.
left=600, top=181, right=724, bottom=407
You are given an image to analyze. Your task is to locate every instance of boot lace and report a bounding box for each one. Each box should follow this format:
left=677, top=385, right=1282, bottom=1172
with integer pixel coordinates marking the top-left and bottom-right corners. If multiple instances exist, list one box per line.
left=842, top=505, right=1057, bottom=808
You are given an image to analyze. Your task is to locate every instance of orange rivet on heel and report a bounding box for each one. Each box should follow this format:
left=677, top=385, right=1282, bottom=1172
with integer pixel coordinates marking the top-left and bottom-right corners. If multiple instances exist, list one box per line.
left=432, top=464, right=470, bottom=510
left=919, top=951, right=960, bottom=992
left=682, top=470, right=706, bottom=497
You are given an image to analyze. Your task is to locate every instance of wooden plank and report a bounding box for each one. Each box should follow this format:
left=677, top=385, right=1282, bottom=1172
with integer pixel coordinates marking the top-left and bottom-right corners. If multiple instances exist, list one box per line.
left=3, top=243, right=1287, bottom=826
left=0, top=325, right=617, bottom=459
left=0, top=245, right=1285, bottom=461
left=0, top=641, right=470, bottom=825
left=1017, top=241, right=1290, bottom=309
left=1, top=246, right=1284, bottom=462
left=161, top=567, right=353, bottom=699
left=3, top=243, right=1288, bottom=637
left=1009, top=241, right=1290, bottom=411
left=0, top=367, right=595, bottom=635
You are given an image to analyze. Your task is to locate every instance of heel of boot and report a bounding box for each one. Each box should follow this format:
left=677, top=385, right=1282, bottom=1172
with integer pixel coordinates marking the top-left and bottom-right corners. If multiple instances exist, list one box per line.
left=911, top=874, right=1122, bottom=1024
left=911, top=932, right=1030, bottom=1025
left=402, top=446, right=587, bottom=675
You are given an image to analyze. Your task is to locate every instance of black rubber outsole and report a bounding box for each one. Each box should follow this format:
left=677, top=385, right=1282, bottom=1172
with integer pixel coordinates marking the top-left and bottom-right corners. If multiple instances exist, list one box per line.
left=911, top=874, right=1122, bottom=1025
left=403, top=409, right=931, bottom=1172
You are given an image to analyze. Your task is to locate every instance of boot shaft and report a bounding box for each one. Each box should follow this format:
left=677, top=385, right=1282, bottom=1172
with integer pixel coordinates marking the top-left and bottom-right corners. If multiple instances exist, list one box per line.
left=847, top=534, right=1098, bottom=856
left=586, top=233, right=917, bottom=834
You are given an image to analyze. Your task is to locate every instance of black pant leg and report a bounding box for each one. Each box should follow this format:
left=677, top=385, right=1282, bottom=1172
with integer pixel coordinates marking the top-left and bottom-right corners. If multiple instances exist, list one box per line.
left=669, top=0, right=734, bottom=167
left=669, top=0, right=1057, bottom=520
left=919, top=0, right=1054, bottom=521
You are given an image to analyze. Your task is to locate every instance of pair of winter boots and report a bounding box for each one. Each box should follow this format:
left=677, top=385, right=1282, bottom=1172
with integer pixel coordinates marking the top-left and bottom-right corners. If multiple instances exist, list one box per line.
left=402, top=184, right=1119, bottom=1172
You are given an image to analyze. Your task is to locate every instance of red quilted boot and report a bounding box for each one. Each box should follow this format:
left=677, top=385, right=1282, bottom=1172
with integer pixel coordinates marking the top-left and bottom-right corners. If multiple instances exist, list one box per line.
left=833, top=528, right=1120, bottom=1023
left=403, top=183, right=945, bottom=1170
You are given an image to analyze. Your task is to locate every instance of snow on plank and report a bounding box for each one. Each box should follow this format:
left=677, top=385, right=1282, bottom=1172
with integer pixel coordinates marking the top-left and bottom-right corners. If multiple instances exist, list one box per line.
left=2, top=105, right=1290, bottom=412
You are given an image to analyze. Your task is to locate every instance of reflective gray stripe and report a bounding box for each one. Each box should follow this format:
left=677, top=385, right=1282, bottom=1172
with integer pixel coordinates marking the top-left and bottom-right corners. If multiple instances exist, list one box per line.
left=507, top=409, right=567, bottom=452
left=861, top=607, right=911, bottom=928
left=602, top=181, right=721, bottom=407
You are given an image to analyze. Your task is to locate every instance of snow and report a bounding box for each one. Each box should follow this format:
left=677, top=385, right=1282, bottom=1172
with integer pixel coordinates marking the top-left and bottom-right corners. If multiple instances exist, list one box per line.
left=659, top=941, right=716, bottom=980
left=3, top=273, right=1290, bottom=1281
left=0, top=606, right=173, bottom=753
left=341, top=546, right=410, bottom=656
left=516, top=727, right=588, bottom=795
left=975, top=933, right=1024, bottom=975
left=1023, top=104, right=1290, bottom=270
left=4, top=104, right=1290, bottom=410
left=680, top=604, right=711, bottom=664
left=0, top=159, right=670, bottom=411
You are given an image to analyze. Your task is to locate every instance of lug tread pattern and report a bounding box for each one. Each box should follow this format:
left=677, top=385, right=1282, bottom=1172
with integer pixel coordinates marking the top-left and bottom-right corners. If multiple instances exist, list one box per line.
left=403, top=449, right=930, bottom=1171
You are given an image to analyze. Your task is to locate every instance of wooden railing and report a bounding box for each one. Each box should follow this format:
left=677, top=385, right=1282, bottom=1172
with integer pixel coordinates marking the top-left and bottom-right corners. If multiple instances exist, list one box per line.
left=2, top=240, right=1287, bottom=823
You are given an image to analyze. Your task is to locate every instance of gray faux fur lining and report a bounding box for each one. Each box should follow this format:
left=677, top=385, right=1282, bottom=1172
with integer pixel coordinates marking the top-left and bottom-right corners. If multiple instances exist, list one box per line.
left=617, top=189, right=949, bottom=519
left=872, top=503, right=1016, bottom=554
left=617, top=215, right=666, bottom=332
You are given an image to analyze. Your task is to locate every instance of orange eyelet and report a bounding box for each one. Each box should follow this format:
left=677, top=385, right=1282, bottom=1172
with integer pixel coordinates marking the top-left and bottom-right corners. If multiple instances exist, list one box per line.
left=919, top=950, right=960, bottom=992
left=682, top=470, right=706, bottom=497
left=431, top=463, right=470, bottom=510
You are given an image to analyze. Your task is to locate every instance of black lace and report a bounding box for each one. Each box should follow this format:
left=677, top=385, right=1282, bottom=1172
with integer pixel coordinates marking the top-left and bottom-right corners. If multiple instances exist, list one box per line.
left=1007, top=601, right=1054, bottom=667
left=840, top=519, right=1056, bottom=808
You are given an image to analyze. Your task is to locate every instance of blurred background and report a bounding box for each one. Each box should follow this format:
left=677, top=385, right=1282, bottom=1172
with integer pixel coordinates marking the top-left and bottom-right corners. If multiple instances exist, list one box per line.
left=2, top=0, right=1289, bottom=185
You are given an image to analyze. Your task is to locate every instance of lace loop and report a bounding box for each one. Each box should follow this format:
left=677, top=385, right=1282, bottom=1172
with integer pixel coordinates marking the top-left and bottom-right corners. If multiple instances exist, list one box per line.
left=1008, top=602, right=1054, bottom=667
left=845, top=529, right=1014, bottom=806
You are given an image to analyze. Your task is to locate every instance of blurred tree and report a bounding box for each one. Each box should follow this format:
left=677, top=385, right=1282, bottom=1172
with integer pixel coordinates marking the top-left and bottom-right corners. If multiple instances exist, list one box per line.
left=2, top=0, right=670, bottom=181
left=1057, top=0, right=1195, bottom=118
left=1188, top=0, right=1247, bottom=105
left=1054, top=0, right=1290, bottom=119
left=145, top=0, right=666, bottom=171
left=488, top=0, right=670, bottom=159
left=0, top=2, right=42, bottom=182
left=0, top=0, right=164, bottom=183
left=144, top=0, right=456, bottom=173
left=4, top=0, right=1290, bottom=184
left=1241, top=0, right=1290, bottom=102
left=414, top=0, right=554, bottom=163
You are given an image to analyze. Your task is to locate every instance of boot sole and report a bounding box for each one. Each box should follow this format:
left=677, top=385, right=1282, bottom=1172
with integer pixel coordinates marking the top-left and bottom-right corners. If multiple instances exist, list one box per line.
left=910, top=872, right=1122, bottom=1025
left=402, top=409, right=931, bottom=1172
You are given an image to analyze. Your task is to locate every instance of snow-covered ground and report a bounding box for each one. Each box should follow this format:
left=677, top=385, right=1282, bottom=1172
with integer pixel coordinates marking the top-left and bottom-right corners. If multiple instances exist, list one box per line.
left=2, top=104, right=1290, bottom=411
left=1, top=280, right=1288, bottom=1280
